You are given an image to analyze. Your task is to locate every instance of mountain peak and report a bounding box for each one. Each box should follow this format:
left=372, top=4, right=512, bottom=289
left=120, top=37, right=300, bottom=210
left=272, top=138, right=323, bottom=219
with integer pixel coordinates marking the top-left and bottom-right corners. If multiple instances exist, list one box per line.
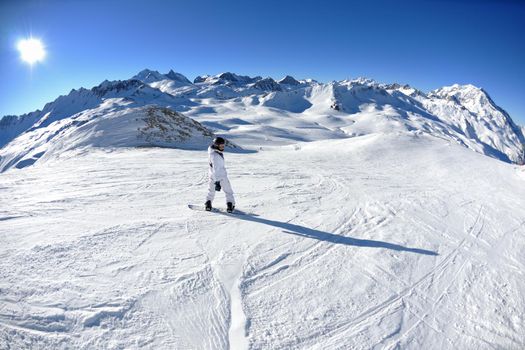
left=252, top=77, right=282, bottom=91
left=132, top=69, right=166, bottom=83
left=217, top=72, right=259, bottom=84
left=430, top=83, right=484, bottom=97
left=428, top=84, right=497, bottom=110
left=218, top=72, right=240, bottom=82
left=193, top=75, right=210, bottom=84
left=278, top=75, right=300, bottom=85
left=193, top=72, right=261, bottom=85
left=349, top=77, right=378, bottom=86
left=165, top=70, right=191, bottom=84
left=92, top=79, right=145, bottom=97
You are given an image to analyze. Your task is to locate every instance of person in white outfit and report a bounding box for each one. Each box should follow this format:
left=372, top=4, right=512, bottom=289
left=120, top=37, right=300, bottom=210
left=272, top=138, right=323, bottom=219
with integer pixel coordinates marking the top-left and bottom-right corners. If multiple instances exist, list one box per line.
left=205, top=137, right=235, bottom=212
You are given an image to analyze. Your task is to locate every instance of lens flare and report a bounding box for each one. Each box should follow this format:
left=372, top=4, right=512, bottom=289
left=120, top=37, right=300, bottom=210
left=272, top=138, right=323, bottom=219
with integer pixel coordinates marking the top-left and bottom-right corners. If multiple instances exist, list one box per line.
left=17, top=38, right=46, bottom=65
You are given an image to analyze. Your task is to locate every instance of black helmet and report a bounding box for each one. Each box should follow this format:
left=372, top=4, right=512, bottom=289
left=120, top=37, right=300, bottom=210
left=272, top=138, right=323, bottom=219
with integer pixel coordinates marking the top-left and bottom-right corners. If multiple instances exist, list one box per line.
left=213, top=136, right=225, bottom=145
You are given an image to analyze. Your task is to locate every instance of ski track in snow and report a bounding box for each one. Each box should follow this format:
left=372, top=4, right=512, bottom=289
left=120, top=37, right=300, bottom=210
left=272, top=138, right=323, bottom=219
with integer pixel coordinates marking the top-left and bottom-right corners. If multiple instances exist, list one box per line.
left=1, top=134, right=525, bottom=349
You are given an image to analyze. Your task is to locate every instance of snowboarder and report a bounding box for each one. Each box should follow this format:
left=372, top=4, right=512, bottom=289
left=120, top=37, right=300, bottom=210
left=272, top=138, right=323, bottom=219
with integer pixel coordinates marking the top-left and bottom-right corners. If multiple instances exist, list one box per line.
left=205, top=137, right=236, bottom=213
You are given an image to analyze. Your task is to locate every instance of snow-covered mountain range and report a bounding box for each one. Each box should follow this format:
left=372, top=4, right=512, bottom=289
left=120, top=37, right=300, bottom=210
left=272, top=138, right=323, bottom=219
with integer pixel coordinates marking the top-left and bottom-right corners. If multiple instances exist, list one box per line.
left=1, top=69, right=524, bottom=172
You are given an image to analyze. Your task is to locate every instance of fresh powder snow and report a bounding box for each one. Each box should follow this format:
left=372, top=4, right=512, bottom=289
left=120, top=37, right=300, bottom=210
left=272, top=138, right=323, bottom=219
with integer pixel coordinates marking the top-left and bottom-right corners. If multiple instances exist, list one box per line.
left=1, top=70, right=524, bottom=349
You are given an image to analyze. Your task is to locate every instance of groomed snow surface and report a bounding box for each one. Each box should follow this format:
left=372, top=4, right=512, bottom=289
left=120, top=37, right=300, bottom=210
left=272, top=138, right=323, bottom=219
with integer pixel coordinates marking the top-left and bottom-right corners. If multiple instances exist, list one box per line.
left=1, top=132, right=524, bottom=349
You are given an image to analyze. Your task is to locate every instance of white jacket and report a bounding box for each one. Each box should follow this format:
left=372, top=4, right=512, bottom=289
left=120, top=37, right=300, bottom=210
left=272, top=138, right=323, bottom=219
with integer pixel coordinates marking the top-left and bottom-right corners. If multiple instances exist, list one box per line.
left=208, top=146, right=228, bottom=181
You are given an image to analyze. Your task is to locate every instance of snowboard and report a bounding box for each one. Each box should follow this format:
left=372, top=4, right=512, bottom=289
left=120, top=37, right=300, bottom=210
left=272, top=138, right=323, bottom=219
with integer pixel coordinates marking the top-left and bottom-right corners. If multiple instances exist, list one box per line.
left=187, top=204, right=252, bottom=216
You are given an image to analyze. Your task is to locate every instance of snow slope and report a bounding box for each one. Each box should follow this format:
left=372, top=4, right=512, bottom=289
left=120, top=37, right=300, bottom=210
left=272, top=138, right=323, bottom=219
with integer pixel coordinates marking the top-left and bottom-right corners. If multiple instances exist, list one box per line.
left=419, top=84, right=525, bottom=163
left=0, top=78, right=195, bottom=150
left=1, top=69, right=525, bottom=349
left=0, top=104, right=230, bottom=172
left=1, top=131, right=524, bottom=349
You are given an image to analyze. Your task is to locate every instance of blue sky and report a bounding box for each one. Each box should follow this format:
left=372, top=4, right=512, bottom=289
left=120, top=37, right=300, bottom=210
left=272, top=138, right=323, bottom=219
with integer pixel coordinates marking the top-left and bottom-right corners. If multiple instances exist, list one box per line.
left=1, top=0, right=524, bottom=124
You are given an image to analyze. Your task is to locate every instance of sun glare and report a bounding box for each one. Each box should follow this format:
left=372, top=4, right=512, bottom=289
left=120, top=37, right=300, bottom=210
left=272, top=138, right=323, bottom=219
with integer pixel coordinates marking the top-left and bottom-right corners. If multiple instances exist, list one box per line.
left=17, top=38, right=46, bottom=65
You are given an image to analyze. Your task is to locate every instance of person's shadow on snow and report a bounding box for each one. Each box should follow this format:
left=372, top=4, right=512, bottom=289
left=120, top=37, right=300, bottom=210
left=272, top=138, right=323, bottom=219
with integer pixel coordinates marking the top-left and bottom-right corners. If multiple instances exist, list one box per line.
left=220, top=211, right=438, bottom=256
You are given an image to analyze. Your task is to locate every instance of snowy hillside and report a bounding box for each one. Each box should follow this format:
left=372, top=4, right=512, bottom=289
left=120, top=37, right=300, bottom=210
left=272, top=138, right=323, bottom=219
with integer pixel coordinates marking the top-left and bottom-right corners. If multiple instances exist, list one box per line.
left=420, top=84, right=525, bottom=163
left=1, top=69, right=524, bottom=173
left=1, top=131, right=524, bottom=349
left=0, top=78, right=194, bottom=149
left=0, top=104, right=231, bottom=172
left=1, top=69, right=525, bottom=349
left=0, top=76, right=249, bottom=172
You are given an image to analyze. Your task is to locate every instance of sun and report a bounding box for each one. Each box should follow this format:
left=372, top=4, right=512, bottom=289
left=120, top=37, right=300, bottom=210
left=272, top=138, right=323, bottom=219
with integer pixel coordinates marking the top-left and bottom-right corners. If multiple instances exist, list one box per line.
left=17, top=38, right=46, bottom=65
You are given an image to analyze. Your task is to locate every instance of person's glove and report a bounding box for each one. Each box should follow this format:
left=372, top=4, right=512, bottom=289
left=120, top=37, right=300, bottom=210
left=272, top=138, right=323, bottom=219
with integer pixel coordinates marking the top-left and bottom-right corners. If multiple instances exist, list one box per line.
left=215, top=181, right=221, bottom=191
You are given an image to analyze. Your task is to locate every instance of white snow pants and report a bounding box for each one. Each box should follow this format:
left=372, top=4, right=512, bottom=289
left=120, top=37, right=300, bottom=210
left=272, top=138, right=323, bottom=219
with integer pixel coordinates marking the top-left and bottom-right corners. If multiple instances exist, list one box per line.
left=206, top=177, right=235, bottom=204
